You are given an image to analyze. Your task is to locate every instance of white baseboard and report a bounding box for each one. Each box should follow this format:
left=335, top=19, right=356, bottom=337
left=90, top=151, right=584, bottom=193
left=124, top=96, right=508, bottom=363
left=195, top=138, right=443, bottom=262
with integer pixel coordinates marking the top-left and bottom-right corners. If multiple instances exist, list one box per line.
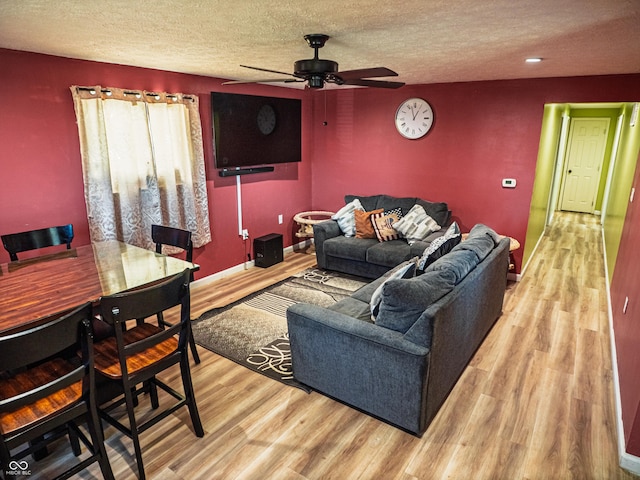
left=192, top=239, right=311, bottom=288
left=601, top=228, right=640, bottom=476
left=507, top=271, right=522, bottom=282
left=519, top=227, right=545, bottom=279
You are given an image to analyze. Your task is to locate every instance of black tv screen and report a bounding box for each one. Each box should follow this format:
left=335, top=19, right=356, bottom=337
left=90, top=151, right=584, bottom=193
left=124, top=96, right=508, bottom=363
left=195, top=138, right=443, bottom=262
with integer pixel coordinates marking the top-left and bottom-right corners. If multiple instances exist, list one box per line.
left=211, top=92, right=301, bottom=169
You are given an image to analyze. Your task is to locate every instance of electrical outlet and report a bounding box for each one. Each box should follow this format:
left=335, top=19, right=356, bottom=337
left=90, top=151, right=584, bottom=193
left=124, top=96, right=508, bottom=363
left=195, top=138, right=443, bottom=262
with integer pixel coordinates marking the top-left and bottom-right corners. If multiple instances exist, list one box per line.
left=278, top=214, right=283, bottom=224
left=242, top=229, right=249, bottom=240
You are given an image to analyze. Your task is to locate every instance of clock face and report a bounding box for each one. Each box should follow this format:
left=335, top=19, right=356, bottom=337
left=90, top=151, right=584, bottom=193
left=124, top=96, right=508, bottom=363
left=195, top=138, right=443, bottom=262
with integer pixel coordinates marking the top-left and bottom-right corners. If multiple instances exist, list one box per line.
left=395, top=98, right=434, bottom=139
left=257, top=104, right=277, bottom=135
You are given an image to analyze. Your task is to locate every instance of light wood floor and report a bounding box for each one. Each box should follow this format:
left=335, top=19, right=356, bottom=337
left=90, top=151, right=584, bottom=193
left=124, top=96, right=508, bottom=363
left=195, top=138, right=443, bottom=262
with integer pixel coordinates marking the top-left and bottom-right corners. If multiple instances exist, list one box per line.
left=36, top=213, right=638, bottom=479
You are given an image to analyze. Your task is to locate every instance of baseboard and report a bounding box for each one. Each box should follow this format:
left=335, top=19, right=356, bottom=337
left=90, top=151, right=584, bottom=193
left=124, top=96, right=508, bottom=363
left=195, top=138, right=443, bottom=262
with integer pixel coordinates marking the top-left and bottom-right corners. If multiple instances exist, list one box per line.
left=507, top=271, right=522, bottom=282
left=601, top=228, right=640, bottom=476
left=519, top=226, right=546, bottom=279
left=192, top=239, right=311, bottom=288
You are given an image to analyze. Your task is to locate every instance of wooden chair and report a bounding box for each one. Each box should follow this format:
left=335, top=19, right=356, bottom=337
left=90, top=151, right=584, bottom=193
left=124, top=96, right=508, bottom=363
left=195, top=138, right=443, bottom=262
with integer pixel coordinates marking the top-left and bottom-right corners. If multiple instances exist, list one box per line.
left=0, top=303, right=114, bottom=480
left=93, top=269, right=204, bottom=480
left=151, top=224, right=200, bottom=364
left=1, top=224, right=74, bottom=261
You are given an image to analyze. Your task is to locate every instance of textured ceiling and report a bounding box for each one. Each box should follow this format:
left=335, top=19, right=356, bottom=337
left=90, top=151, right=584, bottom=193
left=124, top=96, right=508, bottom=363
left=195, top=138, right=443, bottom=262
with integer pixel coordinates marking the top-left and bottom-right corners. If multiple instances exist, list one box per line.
left=1, top=0, right=639, bottom=88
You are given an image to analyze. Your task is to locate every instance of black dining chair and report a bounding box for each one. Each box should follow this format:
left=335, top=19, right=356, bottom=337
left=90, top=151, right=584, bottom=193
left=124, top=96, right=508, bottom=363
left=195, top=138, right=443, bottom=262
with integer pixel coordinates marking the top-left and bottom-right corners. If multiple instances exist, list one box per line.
left=151, top=224, right=200, bottom=364
left=93, top=268, right=204, bottom=480
left=1, top=224, right=74, bottom=261
left=0, top=303, right=114, bottom=480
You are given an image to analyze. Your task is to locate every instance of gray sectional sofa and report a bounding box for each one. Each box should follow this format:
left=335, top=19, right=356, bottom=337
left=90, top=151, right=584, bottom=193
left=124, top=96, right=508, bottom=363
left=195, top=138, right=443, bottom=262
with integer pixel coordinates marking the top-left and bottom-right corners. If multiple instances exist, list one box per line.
left=287, top=224, right=510, bottom=435
left=313, top=194, right=451, bottom=279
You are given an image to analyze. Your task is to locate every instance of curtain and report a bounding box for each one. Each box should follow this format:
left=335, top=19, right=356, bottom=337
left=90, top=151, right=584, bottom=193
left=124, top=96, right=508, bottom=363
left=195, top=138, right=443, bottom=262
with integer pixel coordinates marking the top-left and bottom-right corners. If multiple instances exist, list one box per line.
left=70, top=86, right=211, bottom=250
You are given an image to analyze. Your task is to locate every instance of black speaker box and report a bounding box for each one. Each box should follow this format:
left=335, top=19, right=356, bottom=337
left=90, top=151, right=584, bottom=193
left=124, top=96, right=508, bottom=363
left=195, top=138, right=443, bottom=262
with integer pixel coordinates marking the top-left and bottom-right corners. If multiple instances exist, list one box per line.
left=254, top=233, right=283, bottom=268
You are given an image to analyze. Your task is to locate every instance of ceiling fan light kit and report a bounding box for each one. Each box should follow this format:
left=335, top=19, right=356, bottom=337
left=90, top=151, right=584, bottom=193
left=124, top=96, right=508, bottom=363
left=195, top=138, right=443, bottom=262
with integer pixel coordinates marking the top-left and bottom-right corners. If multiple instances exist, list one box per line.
left=224, top=34, right=405, bottom=90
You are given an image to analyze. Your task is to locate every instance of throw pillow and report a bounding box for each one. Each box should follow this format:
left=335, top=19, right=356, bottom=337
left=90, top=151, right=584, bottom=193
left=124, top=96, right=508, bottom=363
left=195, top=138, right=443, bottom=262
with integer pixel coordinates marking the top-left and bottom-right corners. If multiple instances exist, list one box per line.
left=371, top=208, right=403, bottom=242
left=355, top=208, right=384, bottom=239
left=417, top=221, right=461, bottom=271
left=375, top=268, right=458, bottom=334
left=331, top=198, right=364, bottom=237
left=392, top=204, right=441, bottom=245
left=369, top=257, right=418, bottom=320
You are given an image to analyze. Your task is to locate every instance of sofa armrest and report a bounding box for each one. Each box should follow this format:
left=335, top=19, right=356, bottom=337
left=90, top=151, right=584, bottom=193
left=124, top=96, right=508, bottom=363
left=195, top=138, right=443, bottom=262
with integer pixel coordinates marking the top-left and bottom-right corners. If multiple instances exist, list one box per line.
left=312, top=220, right=341, bottom=269
left=412, top=237, right=509, bottom=427
left=287, top=303, right=430, bottom=434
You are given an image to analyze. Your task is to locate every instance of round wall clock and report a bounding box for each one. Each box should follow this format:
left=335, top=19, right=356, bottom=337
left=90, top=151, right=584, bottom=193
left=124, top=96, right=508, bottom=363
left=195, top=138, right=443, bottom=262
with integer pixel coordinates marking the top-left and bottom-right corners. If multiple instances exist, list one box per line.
left=257, top=104, right=277, bottom=135
left=394, top=98, right=434, bottom=139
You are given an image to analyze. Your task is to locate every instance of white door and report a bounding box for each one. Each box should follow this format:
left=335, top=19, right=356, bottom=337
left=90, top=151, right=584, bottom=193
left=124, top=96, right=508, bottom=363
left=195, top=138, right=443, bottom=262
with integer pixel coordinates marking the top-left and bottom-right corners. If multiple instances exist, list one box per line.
left=560, top=118, right=610, bottom=213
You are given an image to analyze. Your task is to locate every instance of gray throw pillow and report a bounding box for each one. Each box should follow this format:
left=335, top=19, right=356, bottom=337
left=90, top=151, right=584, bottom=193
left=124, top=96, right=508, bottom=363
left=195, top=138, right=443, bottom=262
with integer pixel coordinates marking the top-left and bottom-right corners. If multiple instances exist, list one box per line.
left=375, top=268, right=457, bottom=333
left=369, top=257, right=418, bottom=319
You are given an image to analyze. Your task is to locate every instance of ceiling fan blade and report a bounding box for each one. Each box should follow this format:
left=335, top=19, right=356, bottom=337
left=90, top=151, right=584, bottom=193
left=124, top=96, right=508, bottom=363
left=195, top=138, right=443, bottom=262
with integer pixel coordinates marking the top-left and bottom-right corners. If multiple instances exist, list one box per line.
left=240, top=64, right=299, bottom=78
left=334, top=67, right=399, bottom=80
left=341, top=78, right=406, bottom=89
left=222, top=78, right=304, bottom=85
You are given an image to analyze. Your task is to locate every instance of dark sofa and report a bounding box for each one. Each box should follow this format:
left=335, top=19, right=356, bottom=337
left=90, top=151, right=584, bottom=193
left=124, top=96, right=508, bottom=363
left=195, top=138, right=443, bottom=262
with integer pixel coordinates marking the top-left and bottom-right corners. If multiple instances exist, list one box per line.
left=287, top=225, right=509, bottom=435
left=313, top=194, right=451, bottom=279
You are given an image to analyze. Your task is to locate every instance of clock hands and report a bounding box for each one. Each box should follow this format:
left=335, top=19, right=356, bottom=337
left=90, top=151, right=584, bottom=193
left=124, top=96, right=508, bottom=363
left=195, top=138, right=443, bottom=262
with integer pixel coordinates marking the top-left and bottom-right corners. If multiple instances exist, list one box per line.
left=407, top=104, right=420, bottom=121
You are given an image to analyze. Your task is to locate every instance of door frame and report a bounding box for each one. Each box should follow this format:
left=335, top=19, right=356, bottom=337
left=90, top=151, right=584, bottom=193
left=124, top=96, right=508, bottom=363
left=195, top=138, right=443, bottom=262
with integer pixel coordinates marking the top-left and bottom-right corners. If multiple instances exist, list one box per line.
left=558, top=117, right=610, bottom=214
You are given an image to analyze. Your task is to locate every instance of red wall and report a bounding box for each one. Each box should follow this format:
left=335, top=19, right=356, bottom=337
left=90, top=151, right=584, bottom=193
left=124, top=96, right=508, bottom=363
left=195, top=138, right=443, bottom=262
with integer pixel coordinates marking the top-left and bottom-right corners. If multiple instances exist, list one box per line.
left=610, top=154, right=640, bottom=454
left=0, top=49, right=313, bottom=277
left=309, top=75, right=640, bottom=272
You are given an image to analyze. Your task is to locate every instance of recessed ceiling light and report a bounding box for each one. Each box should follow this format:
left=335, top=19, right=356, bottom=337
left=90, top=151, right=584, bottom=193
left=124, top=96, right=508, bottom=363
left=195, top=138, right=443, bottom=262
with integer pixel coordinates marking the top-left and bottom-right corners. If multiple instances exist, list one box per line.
left=526, top=57, right=543, bottom=63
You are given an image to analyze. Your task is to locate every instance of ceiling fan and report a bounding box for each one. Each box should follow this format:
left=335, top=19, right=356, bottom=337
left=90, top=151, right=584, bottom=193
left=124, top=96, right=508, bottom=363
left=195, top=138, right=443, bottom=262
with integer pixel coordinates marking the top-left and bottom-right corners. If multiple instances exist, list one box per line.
left=223, top=34, right=405, bottom=90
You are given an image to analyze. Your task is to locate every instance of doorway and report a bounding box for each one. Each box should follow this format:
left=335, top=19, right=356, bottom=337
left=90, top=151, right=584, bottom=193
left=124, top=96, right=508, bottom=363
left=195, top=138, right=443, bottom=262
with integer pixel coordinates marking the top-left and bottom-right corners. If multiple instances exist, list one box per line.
left=559, top=118, right=610, bottom=213
left=521, top=102, right=632, bottom=276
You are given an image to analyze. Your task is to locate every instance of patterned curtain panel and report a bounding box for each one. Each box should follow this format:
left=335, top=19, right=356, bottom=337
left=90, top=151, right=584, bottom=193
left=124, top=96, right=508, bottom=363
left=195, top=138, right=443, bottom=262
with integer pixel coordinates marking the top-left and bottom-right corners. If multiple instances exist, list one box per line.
left=70, top=86, right=211, bottom=250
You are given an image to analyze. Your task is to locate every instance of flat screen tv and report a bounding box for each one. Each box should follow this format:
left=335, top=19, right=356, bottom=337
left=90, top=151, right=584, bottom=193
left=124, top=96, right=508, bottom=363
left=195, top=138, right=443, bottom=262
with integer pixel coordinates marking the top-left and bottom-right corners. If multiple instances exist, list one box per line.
left=211, top=92, right=301, bottom=170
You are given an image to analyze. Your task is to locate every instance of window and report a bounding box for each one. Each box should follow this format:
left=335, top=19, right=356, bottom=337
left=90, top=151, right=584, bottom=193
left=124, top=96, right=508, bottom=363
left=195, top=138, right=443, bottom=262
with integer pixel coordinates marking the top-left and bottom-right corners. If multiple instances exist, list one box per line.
left=71, top=86, right=211, bottom=250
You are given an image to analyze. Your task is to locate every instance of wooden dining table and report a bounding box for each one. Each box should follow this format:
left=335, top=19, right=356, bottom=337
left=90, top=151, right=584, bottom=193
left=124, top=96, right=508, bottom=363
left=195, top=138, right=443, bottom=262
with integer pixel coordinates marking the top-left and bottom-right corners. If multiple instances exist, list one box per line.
left=0, top=240, right=199, bottom=335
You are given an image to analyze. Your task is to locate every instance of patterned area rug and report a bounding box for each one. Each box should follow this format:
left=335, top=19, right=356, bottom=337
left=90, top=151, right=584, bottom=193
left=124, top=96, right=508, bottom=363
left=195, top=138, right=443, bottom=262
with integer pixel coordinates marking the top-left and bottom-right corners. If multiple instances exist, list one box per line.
left=192, top=268, right=369, bottom=391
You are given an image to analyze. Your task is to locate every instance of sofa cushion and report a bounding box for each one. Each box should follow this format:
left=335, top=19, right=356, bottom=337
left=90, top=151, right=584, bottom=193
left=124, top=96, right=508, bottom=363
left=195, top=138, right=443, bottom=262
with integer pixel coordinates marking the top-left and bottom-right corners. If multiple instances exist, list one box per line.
left=454, top=224, right=501, bottom=261
left=327, top=297, right=374, bottom=323
left=375, top=268, right=458, bottom=333
left=414, top=199, right=451, bottom=227
left=366, top=239, right=412, bottom=267
left=355, top=208, right=383, bottom=239
left=350, top=277, right=385, bottom=303
left=332, top=198, right=364, bottom=237
left=369, top=258, right=418, bottom=319
left=392, top=204, right=441, bottom=245
left=425, top=249, right=479, bottom=284
left=324, top=236, right=378, bottom=262
left=371, top=208, right=403, bottom=242
left=345, top=194, right=450, bottom=227
left=417, top=222, right=461, bottom=271
left=345, top=194, right=412, bottom=214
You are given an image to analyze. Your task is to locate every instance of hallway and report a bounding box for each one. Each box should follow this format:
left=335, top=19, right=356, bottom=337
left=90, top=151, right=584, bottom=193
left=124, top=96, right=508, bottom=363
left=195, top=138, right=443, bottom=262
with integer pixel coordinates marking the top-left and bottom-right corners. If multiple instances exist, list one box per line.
left=456, top=210, right=631, bottom=478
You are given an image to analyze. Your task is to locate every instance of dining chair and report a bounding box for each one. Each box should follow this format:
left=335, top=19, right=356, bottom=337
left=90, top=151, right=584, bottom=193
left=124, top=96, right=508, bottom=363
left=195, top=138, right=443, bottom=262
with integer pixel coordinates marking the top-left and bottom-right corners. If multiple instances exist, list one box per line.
left=151, top=224, right=201, bottom=364
left=0, top=303, right=114, bottom=480
left=93, top=268, right=204, bottom=480
left=1, top=224, right=74, bottom=261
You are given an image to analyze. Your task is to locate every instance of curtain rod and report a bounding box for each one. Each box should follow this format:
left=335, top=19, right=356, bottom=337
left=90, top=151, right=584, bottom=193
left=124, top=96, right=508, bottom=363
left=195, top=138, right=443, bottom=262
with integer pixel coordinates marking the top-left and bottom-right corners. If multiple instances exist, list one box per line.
left=75, top=86, right=194, bottom=101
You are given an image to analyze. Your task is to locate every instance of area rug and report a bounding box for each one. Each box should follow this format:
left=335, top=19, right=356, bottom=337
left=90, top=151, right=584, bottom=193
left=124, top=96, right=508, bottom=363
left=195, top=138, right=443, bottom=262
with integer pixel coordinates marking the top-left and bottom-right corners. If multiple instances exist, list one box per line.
left=192, top=268, right=369, bottom=391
